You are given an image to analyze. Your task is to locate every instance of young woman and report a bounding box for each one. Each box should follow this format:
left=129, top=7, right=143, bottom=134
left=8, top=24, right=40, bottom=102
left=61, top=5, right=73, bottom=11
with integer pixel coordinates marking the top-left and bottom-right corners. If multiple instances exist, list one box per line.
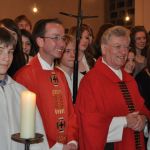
left=130, top=26, right=149, bottom=76
left=21, top=29, right=37, bottom=62
left=56, top=34, right=83, bottom=97
left=124, top=50, right=136, bottom=75
left=68, top=24, right=95, bottom=75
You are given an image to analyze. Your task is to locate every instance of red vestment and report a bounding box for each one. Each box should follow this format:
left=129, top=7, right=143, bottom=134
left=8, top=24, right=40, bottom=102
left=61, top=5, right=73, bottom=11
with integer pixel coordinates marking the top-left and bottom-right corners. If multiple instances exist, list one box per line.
left=14, top=56, right=78, bottom=148
left=75, top=58, right=149, bottom=150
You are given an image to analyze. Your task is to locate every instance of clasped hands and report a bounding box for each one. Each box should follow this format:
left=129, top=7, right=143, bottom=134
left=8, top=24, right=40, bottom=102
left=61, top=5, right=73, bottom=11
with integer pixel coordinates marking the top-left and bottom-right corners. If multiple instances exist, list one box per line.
left=126, top=111, right=147, bottom=131
left=63, top=143, right=78, bottom=150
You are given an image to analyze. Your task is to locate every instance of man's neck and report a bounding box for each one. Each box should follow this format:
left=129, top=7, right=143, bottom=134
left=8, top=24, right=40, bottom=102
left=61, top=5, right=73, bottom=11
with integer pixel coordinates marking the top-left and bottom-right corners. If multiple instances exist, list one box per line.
left=0, top=76, right=5, bottom=81
left=102, top=57, right=122, bottom=80
left=102, top=57, right=120, bottom=70
left=39, top=51, right=54, bottom=66
left=37, top=53, right=54, bottom=70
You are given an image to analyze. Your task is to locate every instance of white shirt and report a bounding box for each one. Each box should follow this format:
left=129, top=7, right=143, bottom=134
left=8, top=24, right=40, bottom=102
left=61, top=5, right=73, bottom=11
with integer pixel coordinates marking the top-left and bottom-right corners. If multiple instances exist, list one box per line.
left=102, top=58, right=122, bottom=80
left=81, top=55, right=90, bottom=72
left=57, top=66, right=83, bottom=98
left=0, top=76, right=50, bottom=150
left=38, top=53, right=54, bottom=70
left=102, top=58, right=127, bottom=142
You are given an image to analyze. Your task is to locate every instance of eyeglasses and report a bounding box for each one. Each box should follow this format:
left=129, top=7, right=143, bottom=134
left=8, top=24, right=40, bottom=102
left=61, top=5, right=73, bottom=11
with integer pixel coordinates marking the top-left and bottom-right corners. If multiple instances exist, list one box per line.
left=110, top=45, right=131, bottom=50
left=41, top=35, right=66, bottom=42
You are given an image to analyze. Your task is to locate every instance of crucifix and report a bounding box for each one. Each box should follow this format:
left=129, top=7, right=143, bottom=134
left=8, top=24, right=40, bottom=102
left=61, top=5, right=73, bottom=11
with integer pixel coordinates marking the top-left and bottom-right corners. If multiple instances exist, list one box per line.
left=60, top=0, right=98, bottom=104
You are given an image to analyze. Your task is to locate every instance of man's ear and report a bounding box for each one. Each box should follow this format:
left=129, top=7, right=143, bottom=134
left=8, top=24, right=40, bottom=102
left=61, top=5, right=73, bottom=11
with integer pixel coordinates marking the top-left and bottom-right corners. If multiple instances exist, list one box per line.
left=36, top=37, right=44, bottom=48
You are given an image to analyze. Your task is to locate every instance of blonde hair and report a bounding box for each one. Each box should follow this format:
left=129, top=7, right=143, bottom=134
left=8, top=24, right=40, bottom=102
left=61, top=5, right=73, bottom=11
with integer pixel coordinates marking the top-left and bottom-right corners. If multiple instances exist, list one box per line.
left=64, top=34, right=76, bottom=47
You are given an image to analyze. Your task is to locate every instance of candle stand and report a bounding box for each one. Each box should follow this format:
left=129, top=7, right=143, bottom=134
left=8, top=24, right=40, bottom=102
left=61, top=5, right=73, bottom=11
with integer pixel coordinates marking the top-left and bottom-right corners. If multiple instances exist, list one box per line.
left=11, top=133, right=43, bottom=150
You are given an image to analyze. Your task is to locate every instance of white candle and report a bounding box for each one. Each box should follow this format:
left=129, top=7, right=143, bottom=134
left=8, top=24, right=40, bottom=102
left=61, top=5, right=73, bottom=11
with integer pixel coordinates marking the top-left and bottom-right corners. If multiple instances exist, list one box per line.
left=20, top=90, right=36, bottom=139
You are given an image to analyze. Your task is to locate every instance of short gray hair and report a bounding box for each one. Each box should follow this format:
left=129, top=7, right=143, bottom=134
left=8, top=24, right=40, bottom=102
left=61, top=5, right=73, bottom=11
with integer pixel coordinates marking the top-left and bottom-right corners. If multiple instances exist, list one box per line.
left=101, top=26, right=130, bottom=44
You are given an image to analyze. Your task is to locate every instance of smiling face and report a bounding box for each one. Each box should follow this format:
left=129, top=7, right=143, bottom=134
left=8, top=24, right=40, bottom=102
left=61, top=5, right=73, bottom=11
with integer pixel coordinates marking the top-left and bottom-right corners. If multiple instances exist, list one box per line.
left=0, top=44, right=14, bottom=80
left=102, top=35, right=130, bottom=70
left=37, top=23, right=65, bottom=65
left=135, top=31, right=146, bottom=50
left=124, top=51, right=135, bottom=74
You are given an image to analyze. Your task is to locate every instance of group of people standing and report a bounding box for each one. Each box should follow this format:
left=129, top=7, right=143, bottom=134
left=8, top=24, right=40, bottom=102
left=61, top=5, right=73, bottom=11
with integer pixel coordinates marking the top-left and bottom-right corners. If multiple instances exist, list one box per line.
left=0, top=14, right=150, bottom=150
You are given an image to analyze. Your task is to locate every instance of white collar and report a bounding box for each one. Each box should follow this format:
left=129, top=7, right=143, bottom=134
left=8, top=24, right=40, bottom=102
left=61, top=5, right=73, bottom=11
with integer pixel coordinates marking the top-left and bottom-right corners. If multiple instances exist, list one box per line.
left=81, top=55, right=90, bottom=72
left=37, top=53, right=54, bottom=70
left=102, top=58, right=122, bottom=80
left=56, top=66, right=73, bottom=80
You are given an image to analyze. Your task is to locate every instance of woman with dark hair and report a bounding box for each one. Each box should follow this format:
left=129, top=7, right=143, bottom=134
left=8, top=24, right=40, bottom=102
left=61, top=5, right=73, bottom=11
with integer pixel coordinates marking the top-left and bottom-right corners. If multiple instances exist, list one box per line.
left=135, top=48, right=150, bottom=150
left=20, top=29, right=37, bottom=62
left=68, top=24, right=95, bottom=74
left=124, top=49, right=136, bottom=75
left=130, top=26, right=149, bottom=76
left=0, top=18, right=26, bottom=76
left=135, top=48, right=150, bottom=110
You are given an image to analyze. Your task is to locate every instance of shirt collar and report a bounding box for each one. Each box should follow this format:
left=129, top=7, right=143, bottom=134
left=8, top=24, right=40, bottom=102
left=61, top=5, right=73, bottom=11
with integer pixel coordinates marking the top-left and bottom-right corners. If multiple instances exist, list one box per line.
left=56, top=66, right=73, bottom=80
left=0, top=75, right=8, bottom=86
left=102, top=58, right=122, bottom=80
left=81, top=55, right=90, bottom=72
left=37, top=53, right=54, bottom=70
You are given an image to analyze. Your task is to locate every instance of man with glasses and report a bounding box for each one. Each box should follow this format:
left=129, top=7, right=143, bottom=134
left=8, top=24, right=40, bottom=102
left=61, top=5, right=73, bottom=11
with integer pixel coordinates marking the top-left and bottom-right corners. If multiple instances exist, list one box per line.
left=75, top=26, right=149, bottom=150
left=14, top=18, right=78, bottom=150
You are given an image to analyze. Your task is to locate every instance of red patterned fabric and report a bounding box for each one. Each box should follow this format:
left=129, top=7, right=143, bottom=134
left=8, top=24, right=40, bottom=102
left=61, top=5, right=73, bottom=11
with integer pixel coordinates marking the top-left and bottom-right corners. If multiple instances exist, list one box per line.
left=14, top=56, right=78, bottom=148
left=75, top=57, right=149, bottom=150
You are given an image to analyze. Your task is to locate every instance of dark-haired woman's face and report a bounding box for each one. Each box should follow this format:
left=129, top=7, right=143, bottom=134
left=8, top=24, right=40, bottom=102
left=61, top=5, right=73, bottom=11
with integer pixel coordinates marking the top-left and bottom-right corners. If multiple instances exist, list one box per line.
left=79, top=30, right=90, bottom=52
left=135, top=31, right=146, bottom=50
left=22, top=35, right=31, bottom=55
left=124, top=51, right=135, bottom=74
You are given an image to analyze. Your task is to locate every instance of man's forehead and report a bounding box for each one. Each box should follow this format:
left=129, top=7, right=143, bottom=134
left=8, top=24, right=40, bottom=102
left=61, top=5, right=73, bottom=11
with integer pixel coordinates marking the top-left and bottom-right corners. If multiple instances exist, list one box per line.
left=109, top=35, right=129, bottom=42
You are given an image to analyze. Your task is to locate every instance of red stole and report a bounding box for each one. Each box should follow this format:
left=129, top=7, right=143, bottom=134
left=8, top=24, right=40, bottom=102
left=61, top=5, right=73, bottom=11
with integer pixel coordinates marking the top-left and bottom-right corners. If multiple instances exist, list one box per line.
left=29, top=63, right=70, bottom=147
left=14, top=56, right=78, bottom=148
left=117, top=81, right=144, bottom=150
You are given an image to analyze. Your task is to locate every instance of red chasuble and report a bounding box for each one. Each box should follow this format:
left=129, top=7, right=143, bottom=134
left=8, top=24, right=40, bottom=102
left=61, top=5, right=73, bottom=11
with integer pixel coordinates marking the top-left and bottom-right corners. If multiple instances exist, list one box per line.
left=14, top=56, right=78, bottom=148
left=75, top=57, right=150, bottom=150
